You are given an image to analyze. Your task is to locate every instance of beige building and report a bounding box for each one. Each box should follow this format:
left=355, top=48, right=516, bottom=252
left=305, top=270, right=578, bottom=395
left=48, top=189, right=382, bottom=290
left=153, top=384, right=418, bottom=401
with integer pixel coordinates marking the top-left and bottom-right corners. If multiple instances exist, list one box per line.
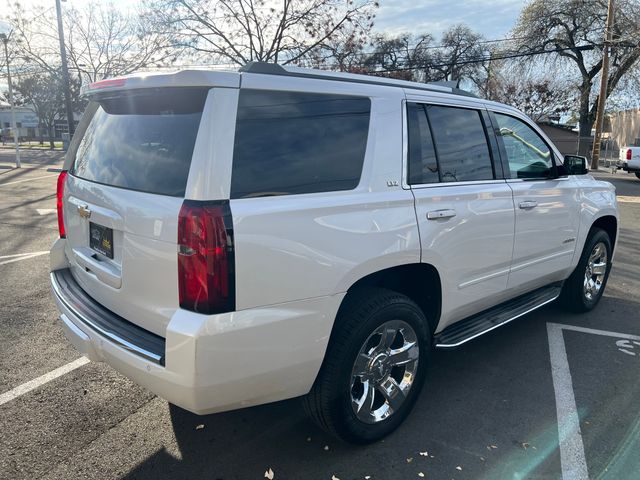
left=609, top=109, right=640, bottom=149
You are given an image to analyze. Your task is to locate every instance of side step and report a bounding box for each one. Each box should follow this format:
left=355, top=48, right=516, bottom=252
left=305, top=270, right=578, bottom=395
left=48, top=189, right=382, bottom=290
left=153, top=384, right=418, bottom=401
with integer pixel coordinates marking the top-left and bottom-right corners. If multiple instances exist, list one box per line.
left=434, top=283, right=562, bottom=348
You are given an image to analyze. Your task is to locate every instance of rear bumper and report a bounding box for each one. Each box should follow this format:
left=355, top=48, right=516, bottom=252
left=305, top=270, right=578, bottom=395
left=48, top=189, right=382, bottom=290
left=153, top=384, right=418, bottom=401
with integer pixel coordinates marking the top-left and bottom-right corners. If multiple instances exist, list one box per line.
left=50, top=267, right=343, bottom=414
left=622, top=161, right=640, bottom=172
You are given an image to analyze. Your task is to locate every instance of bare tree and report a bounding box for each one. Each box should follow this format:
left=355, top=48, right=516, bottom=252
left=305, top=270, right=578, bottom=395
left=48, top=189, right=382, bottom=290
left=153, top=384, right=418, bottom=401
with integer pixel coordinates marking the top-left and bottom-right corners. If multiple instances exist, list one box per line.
left=145, top=0, right=378, bottom=66
left=65, top=3, right=178, bottom=82
left=430, top=24, right=485, bottom=83
left=513, top=0, right=640, bottom=154
left=494, top=77, right=575, bottom=121
left=2, top=1, right=176, bottom=82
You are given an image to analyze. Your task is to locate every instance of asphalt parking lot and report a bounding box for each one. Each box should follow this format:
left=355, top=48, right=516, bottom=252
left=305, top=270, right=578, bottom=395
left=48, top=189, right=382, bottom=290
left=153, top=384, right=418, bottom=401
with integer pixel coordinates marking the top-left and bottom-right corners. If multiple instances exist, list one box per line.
left=1, top=148, right=639, bottom=480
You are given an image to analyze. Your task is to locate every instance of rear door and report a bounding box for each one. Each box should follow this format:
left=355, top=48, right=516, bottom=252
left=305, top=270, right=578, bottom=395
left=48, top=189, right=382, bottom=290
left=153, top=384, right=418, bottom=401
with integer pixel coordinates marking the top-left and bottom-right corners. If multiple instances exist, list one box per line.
left=62, top=88, right=209, bottom=336
left=490, top=110, right=580, bottom=292
left=406, top=100, right=516, bottom=330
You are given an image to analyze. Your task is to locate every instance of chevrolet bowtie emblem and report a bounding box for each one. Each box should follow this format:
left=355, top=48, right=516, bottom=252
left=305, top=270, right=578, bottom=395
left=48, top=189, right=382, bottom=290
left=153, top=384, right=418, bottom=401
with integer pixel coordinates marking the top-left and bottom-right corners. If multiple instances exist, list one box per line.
left=77, top=204, right=92, bottom=219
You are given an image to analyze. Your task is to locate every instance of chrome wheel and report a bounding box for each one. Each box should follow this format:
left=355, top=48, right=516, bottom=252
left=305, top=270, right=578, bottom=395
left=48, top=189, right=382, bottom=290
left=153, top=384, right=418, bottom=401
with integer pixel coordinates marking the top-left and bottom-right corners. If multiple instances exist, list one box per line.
left=350, top=320, right=419, bottom=424
left=584, top=241, right=608, bottom=301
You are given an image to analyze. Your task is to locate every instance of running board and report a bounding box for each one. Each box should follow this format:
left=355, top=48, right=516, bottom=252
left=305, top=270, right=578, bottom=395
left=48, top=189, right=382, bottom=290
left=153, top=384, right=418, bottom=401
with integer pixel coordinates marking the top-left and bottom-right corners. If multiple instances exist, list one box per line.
left=434, top=283, right=562, bottom=348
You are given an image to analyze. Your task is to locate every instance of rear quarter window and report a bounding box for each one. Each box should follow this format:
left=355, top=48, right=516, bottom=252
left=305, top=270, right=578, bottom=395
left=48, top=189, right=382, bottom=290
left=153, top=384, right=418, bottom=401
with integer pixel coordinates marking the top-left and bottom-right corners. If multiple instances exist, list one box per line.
left=71, top=88, right=209, bottom=197
left=231, top=90, right=371, bottom=198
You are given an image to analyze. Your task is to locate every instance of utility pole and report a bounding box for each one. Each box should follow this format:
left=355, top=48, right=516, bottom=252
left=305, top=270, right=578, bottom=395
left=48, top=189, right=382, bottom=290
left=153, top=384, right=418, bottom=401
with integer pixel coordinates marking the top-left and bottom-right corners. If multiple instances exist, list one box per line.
left=1, top=33, right=21, bottom=168
left=55, top=0, right=75, bottom=139
left=591, top=0, right=615, bottom=170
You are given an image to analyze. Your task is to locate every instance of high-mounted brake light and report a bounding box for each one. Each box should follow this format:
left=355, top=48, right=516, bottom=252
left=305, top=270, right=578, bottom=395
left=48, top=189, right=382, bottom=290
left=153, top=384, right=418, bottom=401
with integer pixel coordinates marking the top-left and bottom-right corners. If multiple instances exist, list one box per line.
left=88, top=77, right=127, bottom=90
left=177, top=201, right=235, bottom=314
left=626, top=148, right=632, bottom=161
left=56, top=171, right=68, bottom=238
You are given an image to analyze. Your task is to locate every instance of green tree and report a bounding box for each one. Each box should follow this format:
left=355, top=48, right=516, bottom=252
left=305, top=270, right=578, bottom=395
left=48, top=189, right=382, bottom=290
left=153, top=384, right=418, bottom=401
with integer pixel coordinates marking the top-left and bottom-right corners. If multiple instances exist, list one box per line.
left=14, top=71, right=66, bottom=148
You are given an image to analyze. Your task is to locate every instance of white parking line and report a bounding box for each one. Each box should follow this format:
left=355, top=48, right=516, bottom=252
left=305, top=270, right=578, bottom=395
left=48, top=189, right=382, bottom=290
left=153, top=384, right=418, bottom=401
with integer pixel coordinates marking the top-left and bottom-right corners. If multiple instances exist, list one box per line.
left=0, top=251, right=49, bottom=266
left=36, top=208, right=57, bottom=215
left=547, top=322, right=640, bottom=480
left=0, top=174, right=57, bottom=186
left=0, top=357, right=90, bottom=407
left=617, top=196, right=640, bottom=204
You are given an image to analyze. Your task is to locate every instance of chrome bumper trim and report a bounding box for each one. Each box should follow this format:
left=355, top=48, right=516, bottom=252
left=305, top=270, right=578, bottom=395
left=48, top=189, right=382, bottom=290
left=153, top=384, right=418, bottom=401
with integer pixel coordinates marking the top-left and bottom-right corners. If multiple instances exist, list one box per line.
left=50, top=269, right=165, bottom=365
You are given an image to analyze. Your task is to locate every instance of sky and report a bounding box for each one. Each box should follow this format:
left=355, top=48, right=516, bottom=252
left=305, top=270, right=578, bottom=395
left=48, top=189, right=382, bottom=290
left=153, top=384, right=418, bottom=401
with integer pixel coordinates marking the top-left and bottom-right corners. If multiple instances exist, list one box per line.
left=373, top=0, right=525, bottom=39
left=3, top=0, right=526, bottom=40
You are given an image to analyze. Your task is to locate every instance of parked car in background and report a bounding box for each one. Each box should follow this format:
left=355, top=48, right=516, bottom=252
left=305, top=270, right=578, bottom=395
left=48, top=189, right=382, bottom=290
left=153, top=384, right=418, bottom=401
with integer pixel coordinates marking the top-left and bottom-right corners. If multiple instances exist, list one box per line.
left=620, top=146, right=640, bottom=179
left=50, top=63, right=618, bottom=444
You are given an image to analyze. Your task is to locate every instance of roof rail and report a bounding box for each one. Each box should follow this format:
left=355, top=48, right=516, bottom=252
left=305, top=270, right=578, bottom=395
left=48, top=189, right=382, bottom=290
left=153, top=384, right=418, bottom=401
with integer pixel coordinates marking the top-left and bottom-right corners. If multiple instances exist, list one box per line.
left=239, top=61, right=477, bottom=98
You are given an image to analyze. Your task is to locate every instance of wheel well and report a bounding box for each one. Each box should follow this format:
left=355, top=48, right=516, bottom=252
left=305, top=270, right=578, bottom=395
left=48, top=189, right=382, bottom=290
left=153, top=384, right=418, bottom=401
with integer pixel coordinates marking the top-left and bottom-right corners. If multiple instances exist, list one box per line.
left=343, top=264, right=441, bottom=333
left=592, top=216, right=617, bottom=252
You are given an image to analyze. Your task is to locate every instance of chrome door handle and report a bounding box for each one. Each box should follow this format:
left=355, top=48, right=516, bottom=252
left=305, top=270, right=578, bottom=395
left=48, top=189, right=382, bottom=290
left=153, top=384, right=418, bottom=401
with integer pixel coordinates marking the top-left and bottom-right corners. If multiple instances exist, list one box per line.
left=519, top=201, right=538, bottom=209
left=427, top=209, right=457, bottom=220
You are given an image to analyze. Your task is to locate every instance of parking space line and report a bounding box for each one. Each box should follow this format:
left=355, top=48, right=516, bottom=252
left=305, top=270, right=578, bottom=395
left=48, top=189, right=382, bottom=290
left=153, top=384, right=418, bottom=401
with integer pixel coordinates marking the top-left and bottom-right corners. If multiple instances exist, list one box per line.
left=547, top=322, right=640, bottom=480
left=0, top=357, right=90, bottom=407
left=547, top=322, right=589, bottom=480
left=36, top=208, right=57, bottom=215
left=0, top=251, right=49, bottom=266
left=0, top=174, right=57, bottom=186
left=616, top=196, right=640, bottom=204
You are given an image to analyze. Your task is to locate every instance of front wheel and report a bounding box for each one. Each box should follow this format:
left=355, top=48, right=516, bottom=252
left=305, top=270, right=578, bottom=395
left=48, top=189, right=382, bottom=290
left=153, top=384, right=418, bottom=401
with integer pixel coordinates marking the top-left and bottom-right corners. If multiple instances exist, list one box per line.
left=303, top=288, right=431, bottom=444
left=559, top=228, right=612, bottom=312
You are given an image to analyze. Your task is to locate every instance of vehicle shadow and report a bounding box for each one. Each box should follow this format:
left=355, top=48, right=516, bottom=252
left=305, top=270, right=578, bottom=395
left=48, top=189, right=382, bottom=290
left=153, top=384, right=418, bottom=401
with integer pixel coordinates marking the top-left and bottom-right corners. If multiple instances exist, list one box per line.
left=121, top=293, right=640, bottom=480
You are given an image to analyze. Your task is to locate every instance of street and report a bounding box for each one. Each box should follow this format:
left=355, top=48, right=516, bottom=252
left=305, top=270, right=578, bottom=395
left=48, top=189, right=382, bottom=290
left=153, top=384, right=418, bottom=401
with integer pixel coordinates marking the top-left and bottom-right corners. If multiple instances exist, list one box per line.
left=1, top=149, right=639, bottom=480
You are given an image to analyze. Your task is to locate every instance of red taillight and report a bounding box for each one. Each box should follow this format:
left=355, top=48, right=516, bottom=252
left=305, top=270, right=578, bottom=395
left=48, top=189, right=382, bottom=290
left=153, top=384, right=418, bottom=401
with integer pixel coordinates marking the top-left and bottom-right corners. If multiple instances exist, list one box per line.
left=626, top=149, right=632, bottom=161
left=177, top=201, right=235, bottom=314
left=56, top=171, right=68, bottom=238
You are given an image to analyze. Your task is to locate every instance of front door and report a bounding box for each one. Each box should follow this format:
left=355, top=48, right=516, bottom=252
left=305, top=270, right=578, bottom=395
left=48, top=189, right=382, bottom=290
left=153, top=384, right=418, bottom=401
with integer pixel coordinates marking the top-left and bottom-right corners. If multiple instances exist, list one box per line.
left=490, top=111, right=579, bottom=292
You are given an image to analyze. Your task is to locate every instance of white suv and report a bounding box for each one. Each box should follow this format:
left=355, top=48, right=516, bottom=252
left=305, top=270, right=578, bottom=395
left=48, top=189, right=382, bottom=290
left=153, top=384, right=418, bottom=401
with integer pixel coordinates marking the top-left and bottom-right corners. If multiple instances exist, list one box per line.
left=50, top=63, right=618, bottom=443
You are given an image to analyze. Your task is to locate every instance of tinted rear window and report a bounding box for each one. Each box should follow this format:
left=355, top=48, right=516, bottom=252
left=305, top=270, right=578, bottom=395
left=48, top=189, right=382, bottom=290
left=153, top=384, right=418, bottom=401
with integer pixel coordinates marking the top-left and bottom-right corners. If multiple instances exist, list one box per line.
left=231, top=90, right=370, bottom=198
left=71, top=88, right=208, bottom=196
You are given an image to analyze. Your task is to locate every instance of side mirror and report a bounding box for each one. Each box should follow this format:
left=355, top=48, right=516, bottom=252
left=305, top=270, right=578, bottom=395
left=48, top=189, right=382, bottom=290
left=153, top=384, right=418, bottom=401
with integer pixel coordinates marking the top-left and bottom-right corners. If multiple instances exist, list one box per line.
left=564, top=155, right=589, bottom=175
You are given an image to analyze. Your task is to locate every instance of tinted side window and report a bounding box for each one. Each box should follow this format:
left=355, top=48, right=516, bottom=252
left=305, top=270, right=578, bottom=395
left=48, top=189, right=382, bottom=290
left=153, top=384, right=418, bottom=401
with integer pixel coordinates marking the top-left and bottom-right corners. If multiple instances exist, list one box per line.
left=407, top=103, right=439, bottom=184
left=493, top=113, right=553, bottom=179
left=231, top=90, right=370, bottom=198
left=425, top=105, right=494, bottom=182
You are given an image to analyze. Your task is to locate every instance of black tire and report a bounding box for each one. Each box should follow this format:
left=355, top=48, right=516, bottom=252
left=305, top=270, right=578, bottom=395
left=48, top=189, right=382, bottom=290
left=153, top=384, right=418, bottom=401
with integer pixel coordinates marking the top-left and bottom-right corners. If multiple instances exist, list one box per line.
left=303, top=287, right=431, bottom=444
left=635, top=172, right=640, bottom=180
left=559, top=228, right=612, bottom=313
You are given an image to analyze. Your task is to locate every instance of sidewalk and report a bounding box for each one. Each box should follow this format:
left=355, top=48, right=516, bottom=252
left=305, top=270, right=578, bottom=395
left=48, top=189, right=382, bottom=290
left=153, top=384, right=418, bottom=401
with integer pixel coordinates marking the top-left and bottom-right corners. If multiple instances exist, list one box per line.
left=0, top=146, right=65, bottom=170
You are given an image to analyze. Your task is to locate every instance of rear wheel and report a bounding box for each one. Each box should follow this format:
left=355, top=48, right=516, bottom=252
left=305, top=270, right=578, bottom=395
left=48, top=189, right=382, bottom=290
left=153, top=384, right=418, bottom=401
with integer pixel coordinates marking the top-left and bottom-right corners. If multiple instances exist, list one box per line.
left=303, top=288, right=431, bottom=444
left=635, top=172, right=640, bottom=180
left=559, top=228, right=612, bottom=312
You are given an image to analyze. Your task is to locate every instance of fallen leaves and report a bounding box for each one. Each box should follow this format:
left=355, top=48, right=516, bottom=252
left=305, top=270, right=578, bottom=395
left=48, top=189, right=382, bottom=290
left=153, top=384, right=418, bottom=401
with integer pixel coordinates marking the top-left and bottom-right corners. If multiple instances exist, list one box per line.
left=331, top=476, right=340, bottom=480
left=418, top=473, right=425, bottom=478
left=264, top=468, right=274, bottom=480
left=456, top=466, right=462, bottom=471
left=419, top=451, right=429, bottom=457
left=195, top=424, right=204, bottom=430
left=406, top=457, right=413, bottom=463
